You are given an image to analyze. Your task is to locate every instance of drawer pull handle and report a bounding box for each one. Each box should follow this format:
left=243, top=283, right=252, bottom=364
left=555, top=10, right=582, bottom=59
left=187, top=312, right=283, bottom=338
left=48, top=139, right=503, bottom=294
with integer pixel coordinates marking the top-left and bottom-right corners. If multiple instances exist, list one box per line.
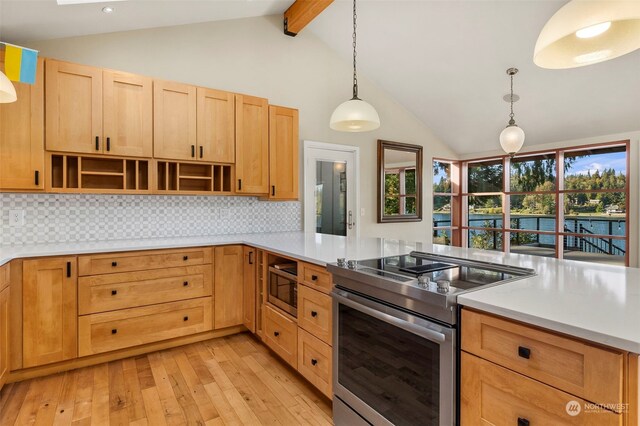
left=191, top=145, right=195, bottom=158
left=311, top=358, right=318, bottom=366
left=111, top=329, right=117, bottom=334
left=35, top=170, right=40, bottom=186
left=95, top=136, right=100, bottom=151
left=66, top=262, right=71, bottom=278
left=183, top=255, right=189, bottom=261
left=106, top=137, right=111, bottom=152
left=517, top=418, right=530, bottom=426
left=184, top=316, right=189, bottom=321
left=200, top=146, right=203, bottom=158
left=518, top=346, right=531, bottom=359
left=274, top=331, right=280, bottom=337
left=112, top=261, right=118, bottom=267
left=311, top=310, right=318, bottom=318
left=183, top=281, right=189, bottom=287
left=111, top=290, right=117, bottom=296
left=311, top=275, right=318, bottom=281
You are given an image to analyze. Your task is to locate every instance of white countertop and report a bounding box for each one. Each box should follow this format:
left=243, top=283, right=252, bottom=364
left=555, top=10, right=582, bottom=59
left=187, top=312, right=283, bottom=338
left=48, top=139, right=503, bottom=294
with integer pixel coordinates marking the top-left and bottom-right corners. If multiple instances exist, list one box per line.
left=1, top=232, right=639, bottom=353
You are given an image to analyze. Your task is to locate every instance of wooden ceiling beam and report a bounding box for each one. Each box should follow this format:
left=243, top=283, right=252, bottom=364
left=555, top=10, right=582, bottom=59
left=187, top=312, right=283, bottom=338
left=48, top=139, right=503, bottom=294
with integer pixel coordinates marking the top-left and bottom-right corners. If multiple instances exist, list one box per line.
left=284, top=0, right=334, bottom=37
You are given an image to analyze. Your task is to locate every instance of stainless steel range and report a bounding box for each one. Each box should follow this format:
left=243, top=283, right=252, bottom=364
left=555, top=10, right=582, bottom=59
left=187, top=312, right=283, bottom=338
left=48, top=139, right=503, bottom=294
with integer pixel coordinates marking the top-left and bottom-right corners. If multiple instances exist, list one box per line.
left=328, top=251, right=535, bottom=426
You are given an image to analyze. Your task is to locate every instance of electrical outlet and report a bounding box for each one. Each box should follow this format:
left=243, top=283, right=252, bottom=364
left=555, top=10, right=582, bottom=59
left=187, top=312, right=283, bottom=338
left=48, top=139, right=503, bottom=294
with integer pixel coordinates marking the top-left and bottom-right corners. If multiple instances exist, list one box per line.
left=9, top=209, right=25, bottom=227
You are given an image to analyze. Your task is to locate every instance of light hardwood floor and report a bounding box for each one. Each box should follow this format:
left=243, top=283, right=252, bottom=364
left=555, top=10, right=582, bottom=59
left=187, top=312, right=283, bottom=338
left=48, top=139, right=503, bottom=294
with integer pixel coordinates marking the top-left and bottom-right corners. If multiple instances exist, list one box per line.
left=0, top=333, right=333, bottom=425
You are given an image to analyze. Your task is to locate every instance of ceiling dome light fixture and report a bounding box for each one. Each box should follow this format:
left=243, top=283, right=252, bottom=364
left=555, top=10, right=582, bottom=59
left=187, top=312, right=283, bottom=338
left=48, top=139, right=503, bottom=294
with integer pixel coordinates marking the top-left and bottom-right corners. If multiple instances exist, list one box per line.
left=534, top=0, right=640, bottom=69
left=0, top=70, right=17, bottom=103
left=102, top=6, right=114, bottom=13
left=499, top=68, right=525, bottom=156
left=330, top=0, right=380, bottom=132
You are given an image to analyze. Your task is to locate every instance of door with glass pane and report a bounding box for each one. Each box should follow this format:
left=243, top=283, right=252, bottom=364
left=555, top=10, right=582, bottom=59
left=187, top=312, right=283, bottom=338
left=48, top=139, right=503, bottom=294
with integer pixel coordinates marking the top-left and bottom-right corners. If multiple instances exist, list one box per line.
left=304, top=141, right=359, bottom=237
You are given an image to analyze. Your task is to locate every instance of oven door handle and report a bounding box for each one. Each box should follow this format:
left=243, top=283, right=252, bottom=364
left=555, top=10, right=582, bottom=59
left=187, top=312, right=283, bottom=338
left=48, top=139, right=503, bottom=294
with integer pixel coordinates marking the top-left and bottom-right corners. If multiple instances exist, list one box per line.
left=333, top=292, right=447, bottom=343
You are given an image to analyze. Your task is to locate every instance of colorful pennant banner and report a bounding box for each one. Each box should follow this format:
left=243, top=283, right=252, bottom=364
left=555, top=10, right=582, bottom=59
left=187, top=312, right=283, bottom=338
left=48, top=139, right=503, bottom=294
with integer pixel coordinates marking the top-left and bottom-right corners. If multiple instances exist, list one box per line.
left=1, top=42, right=39, bottom=85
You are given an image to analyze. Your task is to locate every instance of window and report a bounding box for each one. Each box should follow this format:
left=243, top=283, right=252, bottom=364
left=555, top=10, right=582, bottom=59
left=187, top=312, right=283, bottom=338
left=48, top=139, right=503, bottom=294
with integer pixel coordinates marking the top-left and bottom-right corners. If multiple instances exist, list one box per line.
left=459, top=142, right=629, bottom=266
left=433, top=159, right=460, bottom=245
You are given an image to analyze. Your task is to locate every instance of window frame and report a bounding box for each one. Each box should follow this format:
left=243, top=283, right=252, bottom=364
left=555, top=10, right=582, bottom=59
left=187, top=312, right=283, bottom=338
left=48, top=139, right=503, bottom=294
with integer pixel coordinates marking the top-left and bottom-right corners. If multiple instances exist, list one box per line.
left=432, top=158, right=461, bottom=246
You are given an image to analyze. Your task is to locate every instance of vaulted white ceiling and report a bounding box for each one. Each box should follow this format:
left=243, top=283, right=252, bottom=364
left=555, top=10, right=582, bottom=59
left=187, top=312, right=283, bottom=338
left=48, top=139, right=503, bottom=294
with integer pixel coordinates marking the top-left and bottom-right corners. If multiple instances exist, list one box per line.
left=1, top=0, right=639, bottom=155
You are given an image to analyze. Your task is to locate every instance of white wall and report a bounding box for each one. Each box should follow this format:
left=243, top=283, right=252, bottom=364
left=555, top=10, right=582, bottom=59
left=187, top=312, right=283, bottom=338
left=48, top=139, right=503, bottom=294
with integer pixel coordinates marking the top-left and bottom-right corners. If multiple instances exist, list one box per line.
left=29, top=15, right=456, bottom=243
left=461, top=131, right=640, bottom=267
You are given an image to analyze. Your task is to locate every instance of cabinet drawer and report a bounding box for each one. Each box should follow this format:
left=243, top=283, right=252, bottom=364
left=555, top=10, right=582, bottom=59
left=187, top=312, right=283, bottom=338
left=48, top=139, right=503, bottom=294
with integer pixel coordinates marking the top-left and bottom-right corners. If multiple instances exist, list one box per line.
left=298, top=328, right=332, bottom=398
left=461, top=352, right=621, bottom=426
left=298, top=285, right=332, bottom=345
left=462, top=309, right=624, bottom=408
left=264, top=305, right=297, bottom=368
left=78, top=247, right=212, bottom=276
left=0, top=263, right=8, bottom=292
left=78, top=265, right=212, bottom=315
left=299, top=262, right=332, bottom=294
left=78, top=297, right=212, bottom=356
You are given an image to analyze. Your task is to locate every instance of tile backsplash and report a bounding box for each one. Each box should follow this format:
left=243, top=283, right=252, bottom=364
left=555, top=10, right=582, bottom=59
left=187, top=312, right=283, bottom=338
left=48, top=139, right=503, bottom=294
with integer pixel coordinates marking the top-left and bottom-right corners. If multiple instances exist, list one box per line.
left=0, top=193, right=302, bottom=246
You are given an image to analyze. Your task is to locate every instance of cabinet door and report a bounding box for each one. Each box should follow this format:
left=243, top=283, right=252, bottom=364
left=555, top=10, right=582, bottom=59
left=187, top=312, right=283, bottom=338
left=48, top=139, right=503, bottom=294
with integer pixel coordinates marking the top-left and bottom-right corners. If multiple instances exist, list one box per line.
left=0, top=55, right=44, bottom=190
left=0, top=287, right=9, bottom=390
left=235, top=94, right=269, bottom=194
left=103, top=70, right=153, bottom=158
left=197, top=88, right=235, bottom=163
left=23, top=257, right=77, bottom=368
left=214, top=246, right=244, bottom=329
left=243, top=247, right=256, bottom=333
left=46, top=60, right=102, bottom=154
left=268, top=106, right=299, bottom=200
left=153, top=80, right=196, bottom=161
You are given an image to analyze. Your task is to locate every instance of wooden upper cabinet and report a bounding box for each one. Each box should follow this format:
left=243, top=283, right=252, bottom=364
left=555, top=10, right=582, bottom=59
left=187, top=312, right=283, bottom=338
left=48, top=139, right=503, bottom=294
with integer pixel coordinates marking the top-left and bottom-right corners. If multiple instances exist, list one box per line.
left=269, top=105, right=299, bottom=200
left=103, top=70, right=153, bottom=158
left=46, top=60, right=102, bottom=155
left=197, top=88, right=235, bottom=163
left=0, top=55, right=44, bottom=190
left=153, top=80, right=197, bottom=161
left=22, top=257, right=77, bottom=368
left=214, top=245, right=244, bottom=330
left=235, top=94, right=269, bottom=194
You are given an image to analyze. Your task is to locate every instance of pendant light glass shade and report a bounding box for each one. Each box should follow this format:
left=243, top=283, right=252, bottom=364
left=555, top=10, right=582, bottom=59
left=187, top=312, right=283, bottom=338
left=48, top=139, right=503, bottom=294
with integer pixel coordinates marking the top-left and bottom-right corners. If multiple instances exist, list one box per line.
left=0, top=71, right=17, bottom=103
left=534, top=0, right=640, bottom=69
left=499, top=125, right=525, bottom=155
left=330, top=98, right=380, bottom=132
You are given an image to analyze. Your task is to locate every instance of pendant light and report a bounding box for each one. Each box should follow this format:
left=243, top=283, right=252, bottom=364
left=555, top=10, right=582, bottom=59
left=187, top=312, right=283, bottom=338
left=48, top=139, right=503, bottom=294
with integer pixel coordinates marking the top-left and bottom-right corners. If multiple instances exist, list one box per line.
left=534, top=0, right=640, bottom=69
left=0, top=70, right=17, bottom=103
left=330, top=0, right=380, bottom=132
left=499, top=68, right=525, bottom=156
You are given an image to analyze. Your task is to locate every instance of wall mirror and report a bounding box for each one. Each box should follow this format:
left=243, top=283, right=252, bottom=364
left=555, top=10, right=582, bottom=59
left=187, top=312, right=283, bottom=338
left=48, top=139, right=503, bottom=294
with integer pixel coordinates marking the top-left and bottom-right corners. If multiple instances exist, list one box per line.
left=378, top=140, right=423, bottom=223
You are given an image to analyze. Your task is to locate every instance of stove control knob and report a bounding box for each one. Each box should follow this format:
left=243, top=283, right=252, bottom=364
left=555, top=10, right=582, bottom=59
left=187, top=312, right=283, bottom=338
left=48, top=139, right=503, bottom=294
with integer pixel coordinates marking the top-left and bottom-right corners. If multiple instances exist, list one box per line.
left=337, top=258, right=347, bottom=267
left=347, top=260, right=357, bottom=270
left=436, top=279, right=451, bottom=293
left=417, top=275, right=429, bottom=288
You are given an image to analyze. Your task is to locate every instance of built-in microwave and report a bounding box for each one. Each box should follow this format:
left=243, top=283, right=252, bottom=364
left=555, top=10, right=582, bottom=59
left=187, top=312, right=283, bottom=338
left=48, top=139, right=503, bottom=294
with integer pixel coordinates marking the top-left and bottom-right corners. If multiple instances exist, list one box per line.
left=268, top=264, right=298, bottom=317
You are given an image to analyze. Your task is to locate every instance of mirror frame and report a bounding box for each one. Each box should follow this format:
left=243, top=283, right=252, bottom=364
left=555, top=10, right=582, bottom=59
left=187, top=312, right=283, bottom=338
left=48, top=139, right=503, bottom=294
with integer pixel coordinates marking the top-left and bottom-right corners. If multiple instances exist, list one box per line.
left=377, top=139, right=423, bottom=223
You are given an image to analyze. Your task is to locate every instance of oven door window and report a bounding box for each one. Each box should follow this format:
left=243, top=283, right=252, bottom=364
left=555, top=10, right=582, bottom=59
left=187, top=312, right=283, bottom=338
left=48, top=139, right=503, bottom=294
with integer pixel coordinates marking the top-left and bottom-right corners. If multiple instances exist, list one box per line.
left=338, top=303, right=440, bottom=425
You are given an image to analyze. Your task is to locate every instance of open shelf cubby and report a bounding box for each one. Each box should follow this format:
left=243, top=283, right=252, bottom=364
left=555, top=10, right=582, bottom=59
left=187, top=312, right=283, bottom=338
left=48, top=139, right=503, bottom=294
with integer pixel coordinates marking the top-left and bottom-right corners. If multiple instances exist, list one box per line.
left=49, top=154, right=150, bottom=193
left=156, top=161, right=233, bottom=194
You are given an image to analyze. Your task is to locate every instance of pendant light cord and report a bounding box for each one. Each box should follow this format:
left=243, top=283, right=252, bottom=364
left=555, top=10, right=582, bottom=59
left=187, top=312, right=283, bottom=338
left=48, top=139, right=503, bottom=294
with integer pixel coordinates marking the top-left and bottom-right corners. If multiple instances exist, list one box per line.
left=508, top=72, right=516, bottom=126
left=352, top=0, right=359, bottom=100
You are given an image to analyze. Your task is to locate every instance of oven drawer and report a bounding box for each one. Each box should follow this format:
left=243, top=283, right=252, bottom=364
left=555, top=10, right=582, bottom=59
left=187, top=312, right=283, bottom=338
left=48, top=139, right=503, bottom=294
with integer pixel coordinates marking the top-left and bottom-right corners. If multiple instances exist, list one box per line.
left=462, top=309, right=624, bottom=408
left=298, top=328, right=332, bottom=398
left=461, top=352, right=622, bottom=425
left=298, top=285, right=332, bottom=345
left=264, top=305, right=297, bottom=368
left=78, top=297, right=212, bottom=356
left=78, top=247, right=212, bottom=276
left=78, top=265, right=212, bottom=314
left=299, top=262, right=332, bottom=294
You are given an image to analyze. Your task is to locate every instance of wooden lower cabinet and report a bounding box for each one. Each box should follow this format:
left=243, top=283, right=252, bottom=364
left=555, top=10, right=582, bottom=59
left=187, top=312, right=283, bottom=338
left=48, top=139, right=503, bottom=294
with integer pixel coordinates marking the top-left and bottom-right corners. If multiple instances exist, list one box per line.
left=243, top=246, right=257, bottom=333
left=461, top=352, right=621, bottom=425
left=299, top=262, right=332, bottom=294
left=79, top=297, right=212, bottom=356
left=22, top=257, right=77, bottom=368
left=298, top=284, right=332, bottom=345
left=264, top=304, right=298, bottom=368
left=297, top=328, right=332, bottom=398
left=0, top=286, right=9, bottom=389
left=214, top=245, right=244, bottom=329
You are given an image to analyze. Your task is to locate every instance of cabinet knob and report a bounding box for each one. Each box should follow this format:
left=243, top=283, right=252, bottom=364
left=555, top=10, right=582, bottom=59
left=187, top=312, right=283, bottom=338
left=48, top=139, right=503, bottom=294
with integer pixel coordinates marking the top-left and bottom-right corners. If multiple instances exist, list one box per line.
left=274, top=331, right=280, bottom=337
left=518, top=346, right=531, bottom=359
left=517, top=418, right=530, bottom=426
left=111, top=329, right=118, bottom=334
left=183, top=255, right=189, bottom=261
left=311, top=310, right=318, bottom=318
left=311, top=358, right=318, bottom=366
left=111, top=261, right=118, bottom=267
left=111, top=290, right=117, bottom=296
left=183, top=316, right=189, bottom=321
left=183, top=281, right=189, bottom=287
left=311, top=275, right=318, bottom=281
